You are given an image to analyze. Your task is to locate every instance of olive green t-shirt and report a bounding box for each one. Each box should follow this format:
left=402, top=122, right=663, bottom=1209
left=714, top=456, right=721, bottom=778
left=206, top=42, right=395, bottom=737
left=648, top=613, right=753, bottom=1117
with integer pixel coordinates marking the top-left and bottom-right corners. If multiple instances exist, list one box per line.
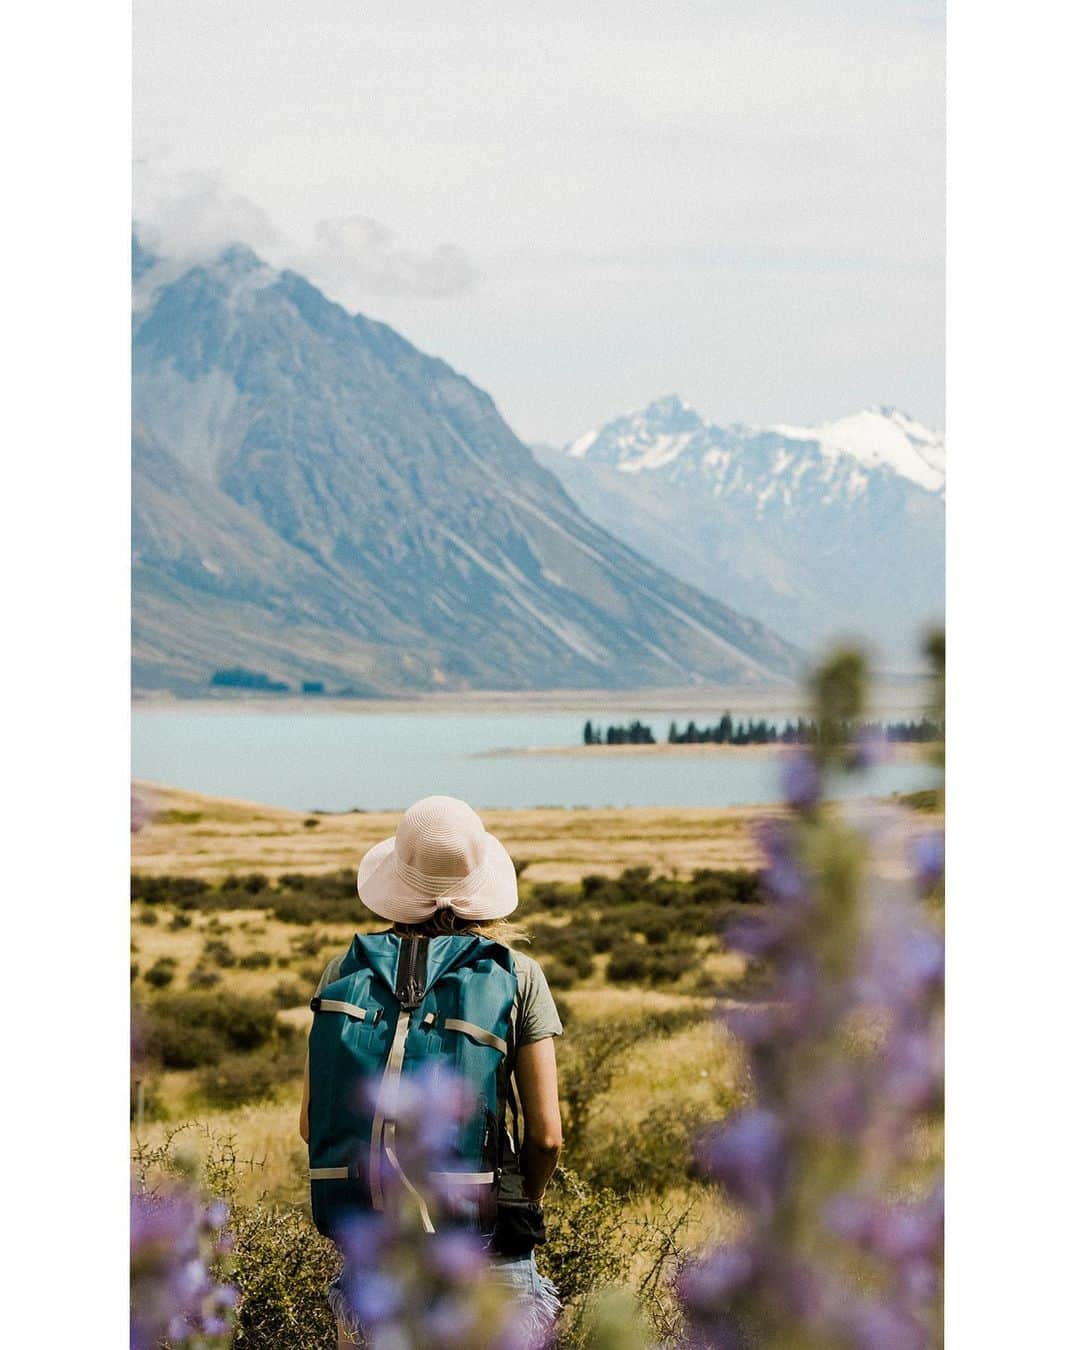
left=313, top=946, right=564, bottom=1063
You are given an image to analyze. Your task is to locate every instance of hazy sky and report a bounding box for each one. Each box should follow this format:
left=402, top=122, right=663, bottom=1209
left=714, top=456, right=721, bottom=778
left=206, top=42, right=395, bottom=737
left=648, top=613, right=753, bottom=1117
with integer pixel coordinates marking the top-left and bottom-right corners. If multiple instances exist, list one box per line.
left=134, top=0, right=944, bottom=445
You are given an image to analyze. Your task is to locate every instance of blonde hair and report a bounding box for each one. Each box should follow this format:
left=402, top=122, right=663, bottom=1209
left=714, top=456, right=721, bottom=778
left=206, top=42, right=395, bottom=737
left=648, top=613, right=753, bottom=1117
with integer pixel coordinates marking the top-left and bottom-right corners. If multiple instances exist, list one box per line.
left=392, top=910, right=529, bottom=948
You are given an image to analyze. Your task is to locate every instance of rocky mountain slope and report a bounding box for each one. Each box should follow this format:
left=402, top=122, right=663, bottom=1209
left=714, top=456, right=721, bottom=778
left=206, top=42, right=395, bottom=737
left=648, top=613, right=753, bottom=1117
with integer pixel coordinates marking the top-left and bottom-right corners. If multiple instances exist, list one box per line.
left=535, top=396, right=945, bottom=666
left=132, top=244, right=801, bottom=694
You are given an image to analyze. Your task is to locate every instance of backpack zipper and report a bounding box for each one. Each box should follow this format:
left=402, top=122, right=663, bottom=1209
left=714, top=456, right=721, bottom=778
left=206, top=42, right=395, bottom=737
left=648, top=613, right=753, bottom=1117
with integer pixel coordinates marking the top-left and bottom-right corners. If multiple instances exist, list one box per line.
left=396, top=934, right=428, bottom=1011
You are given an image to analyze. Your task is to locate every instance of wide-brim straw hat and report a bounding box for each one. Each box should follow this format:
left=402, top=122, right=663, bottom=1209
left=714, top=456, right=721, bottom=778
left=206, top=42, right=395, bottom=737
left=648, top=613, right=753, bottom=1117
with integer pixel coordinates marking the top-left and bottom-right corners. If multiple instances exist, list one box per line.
left=356, top=795, right=519, bottom=924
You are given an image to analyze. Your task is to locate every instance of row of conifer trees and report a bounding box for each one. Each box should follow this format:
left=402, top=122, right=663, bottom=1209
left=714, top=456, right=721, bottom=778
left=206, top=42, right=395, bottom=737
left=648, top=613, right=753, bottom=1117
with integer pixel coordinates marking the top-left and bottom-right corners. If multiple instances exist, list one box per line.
left=582, top=715, right=941, bottom=746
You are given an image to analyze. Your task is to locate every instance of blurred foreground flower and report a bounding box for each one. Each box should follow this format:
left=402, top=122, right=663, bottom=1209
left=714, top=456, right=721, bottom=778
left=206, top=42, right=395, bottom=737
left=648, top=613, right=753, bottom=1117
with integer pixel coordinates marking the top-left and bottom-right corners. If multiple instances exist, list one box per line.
left=330, top=1064, right=524, bottom=1349
left=682, top=648, right=944, bottom=1349
left=130, top=1184, right=236, bottom=1349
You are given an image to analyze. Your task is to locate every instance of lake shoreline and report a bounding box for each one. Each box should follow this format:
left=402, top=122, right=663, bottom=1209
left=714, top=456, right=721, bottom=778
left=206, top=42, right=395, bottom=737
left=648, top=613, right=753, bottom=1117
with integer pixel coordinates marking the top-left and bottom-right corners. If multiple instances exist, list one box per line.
left=131, top=676, right=932, bottom=719
left=477, top=741, right=939, bottom=760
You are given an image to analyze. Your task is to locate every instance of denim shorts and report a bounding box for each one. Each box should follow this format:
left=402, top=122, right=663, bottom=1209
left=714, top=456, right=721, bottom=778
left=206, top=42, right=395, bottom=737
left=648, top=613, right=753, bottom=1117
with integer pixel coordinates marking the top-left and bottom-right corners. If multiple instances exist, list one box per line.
left=489, top=1251, right=562, bottom=1346
left=330, top=1251, right=561, bottom=1348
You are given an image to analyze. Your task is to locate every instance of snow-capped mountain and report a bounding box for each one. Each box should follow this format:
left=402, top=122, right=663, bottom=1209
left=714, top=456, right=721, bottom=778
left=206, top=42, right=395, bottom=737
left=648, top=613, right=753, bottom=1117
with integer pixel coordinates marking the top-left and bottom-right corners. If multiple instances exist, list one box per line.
left=537, top=397, right=945, bottom=666
left=132, top=247, right=801, bottom=695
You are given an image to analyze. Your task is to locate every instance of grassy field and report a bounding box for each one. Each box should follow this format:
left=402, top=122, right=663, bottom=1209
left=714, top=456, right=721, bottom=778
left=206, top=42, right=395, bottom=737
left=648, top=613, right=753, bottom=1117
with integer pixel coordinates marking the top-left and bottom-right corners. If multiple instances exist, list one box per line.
left=131, top=783, right=941, bottom=1346
left=131, top=782, right=778, bottom=882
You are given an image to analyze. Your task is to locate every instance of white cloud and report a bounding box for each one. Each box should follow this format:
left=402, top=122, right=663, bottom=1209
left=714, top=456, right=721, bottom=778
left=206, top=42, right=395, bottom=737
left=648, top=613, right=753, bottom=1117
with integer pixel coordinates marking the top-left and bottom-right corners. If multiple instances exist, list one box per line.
left=298, top=216, right=478, bottom=300
left=133, top=0, right=943, bottom=441
left=134, top=172, right=478, bottom=302
left=134, top=170, right=283, bottom=260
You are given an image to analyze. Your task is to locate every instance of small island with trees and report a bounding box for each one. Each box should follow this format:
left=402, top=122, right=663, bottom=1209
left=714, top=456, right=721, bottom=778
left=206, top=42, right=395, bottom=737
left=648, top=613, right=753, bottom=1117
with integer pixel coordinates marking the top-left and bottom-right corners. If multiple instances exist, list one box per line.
left=583, top=715, right=942, bottom=747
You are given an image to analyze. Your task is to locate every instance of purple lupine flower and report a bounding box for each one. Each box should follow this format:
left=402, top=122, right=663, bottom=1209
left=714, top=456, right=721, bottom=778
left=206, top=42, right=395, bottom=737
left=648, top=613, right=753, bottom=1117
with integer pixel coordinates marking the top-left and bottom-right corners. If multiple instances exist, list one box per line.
left=725, top=911, right=786, bottom=958
left=900, top=1259, right=939, bottom=1302
left=678, top=1244, right=758, bottom=1315
left=130, top=1186, right=236, bottom=1349
left=336, top=1068, right=515, bottom=1347
left=897, top=929, right=945, bottom=1002
left=203, top=1199, right=229, bottom=1231
left=697, top=1109, right=786, bottom=1213
left=868, top=1200, right=943, bottom=1265
left=776, top=952, right=820, bottom=1022
left=883, top=1027, right=943, bottom=1112
left=822, top=1193, right=876, bottom=1246
left=723, top=1000, right=789, bottom=1048
left=780, top=749, right=822, bottom=811
left=851, top=724, right=890, bottom=770
left=682, top=653, right=943, bottom=1349
left=797, top=1067, right=867, bottom=1137
left=341, top=1267, right=403, bottom=1325
left=429, top=1230, right=489, bottom=1281
left=912, top=830, right=945, bottom=891
left=755, top=819, right=811, bottom=910
left=845, top=1296, right=928, bottom=1350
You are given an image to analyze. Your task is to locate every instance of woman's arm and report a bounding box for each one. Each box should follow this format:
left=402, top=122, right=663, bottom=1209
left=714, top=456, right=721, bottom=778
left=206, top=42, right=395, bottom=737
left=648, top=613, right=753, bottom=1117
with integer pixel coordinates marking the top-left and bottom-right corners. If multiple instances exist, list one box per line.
left=299, top=1050, right=310, bottom=1143
left=514, top=1036, right=563, bottom=1203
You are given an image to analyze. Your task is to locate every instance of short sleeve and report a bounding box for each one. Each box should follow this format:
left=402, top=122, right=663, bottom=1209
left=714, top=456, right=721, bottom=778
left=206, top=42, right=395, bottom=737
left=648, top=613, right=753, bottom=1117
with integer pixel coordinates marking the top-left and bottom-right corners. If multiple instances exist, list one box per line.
left=513, top=953, right=564, bottom=1047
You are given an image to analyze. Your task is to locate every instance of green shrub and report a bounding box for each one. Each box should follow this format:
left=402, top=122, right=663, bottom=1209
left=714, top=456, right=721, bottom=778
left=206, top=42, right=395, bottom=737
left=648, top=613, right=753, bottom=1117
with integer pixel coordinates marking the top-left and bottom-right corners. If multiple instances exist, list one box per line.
left=197, top=1037, right=304, bottom=1109
left=188, top=967, right=222, bottom=990
left=131, top=962, right=139, bottom=983
left=529, top=882, right=570, bottom=911
left=169, top=911, right=193, bottom=930
left=577, top=1100, right=717, bottom=1195
left=290, top=932, right=328, bottom=959
left=145, top=957, right=178, bottom=989
left=132, top=1126, right=338, bottom=1350
left=239, top=950, right=273, bottom=969
left=271, top=980, right=307, bottom=1009
left=154, top=1020, right=227, bottom=1069
left=204, top=938, right=237, bottom=968
left=646, top=945, right=696, bottom=985
left=143, top=992, right=280, bottom=1068
left=131, top=874, right=210, bottom=908
left=543, top=958, right=580, bottom=990
left=539, top=1167, right=631, bottom=1304
left=558, top=1008, right=711, bottom=1149
left=606, top=943, right=647, bottom=983
left=230, top=1205, right=338, bottom=1348
left=270, top=871, right=364, bottom=924
left=896, top=787, right=944, bottom=813
left=582, top=923, right=614, bottom=953
left=129, top=1075, right=167, bottom=1126
left=205, top=939, right=236, bottom=972
left=138, top=908, right=159, bottom=926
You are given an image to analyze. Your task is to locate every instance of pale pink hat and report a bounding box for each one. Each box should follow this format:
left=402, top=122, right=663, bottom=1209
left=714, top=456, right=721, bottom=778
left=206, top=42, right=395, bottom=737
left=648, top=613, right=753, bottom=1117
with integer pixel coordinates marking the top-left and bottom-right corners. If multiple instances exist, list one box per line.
left=356, top=795, right=519, bottom=924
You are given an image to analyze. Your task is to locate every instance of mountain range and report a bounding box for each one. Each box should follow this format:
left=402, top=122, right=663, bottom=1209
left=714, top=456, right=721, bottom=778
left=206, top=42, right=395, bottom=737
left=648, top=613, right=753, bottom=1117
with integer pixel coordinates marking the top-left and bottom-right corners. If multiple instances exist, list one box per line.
left=535, top=397, right=945, bottom=665
left=132, top=240, right=802, bottom=695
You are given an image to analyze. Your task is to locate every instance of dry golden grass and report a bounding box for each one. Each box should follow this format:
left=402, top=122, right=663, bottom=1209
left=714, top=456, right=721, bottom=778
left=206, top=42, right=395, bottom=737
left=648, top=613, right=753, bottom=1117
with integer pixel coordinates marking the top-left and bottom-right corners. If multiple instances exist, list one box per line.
left=132, top=783, right=775, bottom=883
left=131, top=993, right=743, bottom=1287
left=131, top=906, right=358, bottom=1005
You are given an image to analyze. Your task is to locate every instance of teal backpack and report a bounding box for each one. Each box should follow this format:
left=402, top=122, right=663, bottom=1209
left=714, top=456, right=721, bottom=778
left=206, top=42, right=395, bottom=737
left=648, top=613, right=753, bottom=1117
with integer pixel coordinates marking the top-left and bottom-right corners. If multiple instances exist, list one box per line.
left=307, top=931, right=518, bottom=1239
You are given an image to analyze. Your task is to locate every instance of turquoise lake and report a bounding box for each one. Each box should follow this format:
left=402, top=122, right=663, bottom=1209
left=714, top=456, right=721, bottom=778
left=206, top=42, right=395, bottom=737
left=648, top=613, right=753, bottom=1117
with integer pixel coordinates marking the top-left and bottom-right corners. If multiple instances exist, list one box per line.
left=131, top=709, right=938, bottom=812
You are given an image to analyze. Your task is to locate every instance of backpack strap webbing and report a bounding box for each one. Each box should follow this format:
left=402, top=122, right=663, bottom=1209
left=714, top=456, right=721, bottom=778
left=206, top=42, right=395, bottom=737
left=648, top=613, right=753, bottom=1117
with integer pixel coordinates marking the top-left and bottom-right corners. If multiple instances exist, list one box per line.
left=443, top=1018, right=507, bottom=1056
left=369, top=1010, right=415, bottom=1219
